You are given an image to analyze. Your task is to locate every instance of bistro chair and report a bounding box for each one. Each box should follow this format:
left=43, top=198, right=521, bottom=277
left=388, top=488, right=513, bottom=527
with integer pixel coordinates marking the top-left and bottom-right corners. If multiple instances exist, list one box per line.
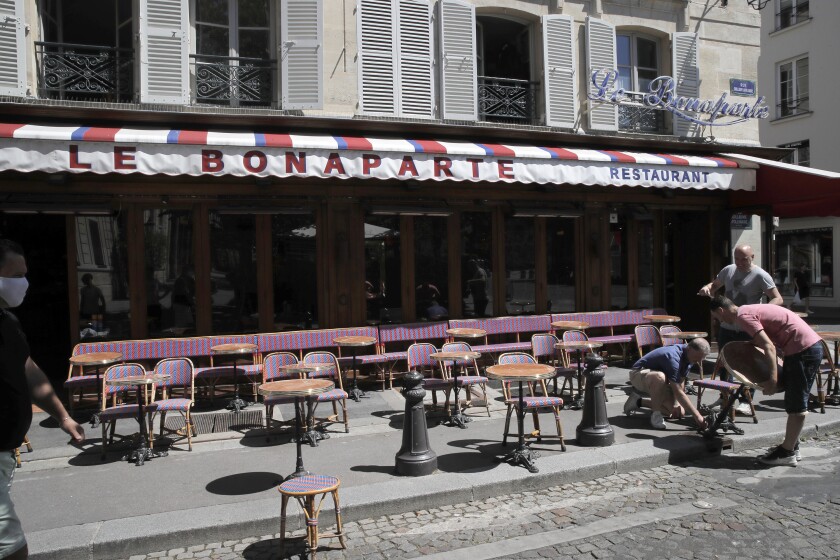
left=693, top=345, right=758, bottom=424
left=440, top=341, right=490, bottom=417
left=99, top=363, right=156, bottom=459
left=14, top=435, right=32, bottom=468
left=262, top=352, right=301, bottom=434
left=811, top=339, right=837, bottom=414
left=659, top=324, right=682, bottom=347
left=560, top=329, right=606, bottom=399
left=497, top=352, right=566, bottom=451
left=406, top=343, right=454, bottom=416
left=147, top=358, right=196, bottom=451
left=531, top=333, right=577, bottom=399
left=634, top=324, right=662, bottom=358
left=278, top=474, right=346, bottom=557
left=301, top=352, right=350, bottom=434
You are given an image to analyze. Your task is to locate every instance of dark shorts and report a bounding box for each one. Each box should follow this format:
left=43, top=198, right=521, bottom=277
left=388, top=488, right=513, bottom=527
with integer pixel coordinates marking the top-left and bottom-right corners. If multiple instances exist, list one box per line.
left=781, top=342, right=823, bottom=414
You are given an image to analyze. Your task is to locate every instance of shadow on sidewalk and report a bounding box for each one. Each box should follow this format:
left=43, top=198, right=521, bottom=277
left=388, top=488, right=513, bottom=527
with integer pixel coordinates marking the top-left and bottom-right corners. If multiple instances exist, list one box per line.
left=206, top=471, right=283, bottom=495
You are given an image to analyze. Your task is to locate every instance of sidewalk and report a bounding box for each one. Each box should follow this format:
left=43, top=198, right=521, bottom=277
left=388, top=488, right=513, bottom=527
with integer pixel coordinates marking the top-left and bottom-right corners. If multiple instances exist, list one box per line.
left=15, top=362, right=840, bottom=560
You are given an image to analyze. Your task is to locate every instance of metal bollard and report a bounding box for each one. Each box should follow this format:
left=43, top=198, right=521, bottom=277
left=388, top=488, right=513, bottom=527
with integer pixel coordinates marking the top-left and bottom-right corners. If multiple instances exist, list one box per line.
left=576, top=355, right=614, bottom=447
left=395, top=369, right=438, bottom=476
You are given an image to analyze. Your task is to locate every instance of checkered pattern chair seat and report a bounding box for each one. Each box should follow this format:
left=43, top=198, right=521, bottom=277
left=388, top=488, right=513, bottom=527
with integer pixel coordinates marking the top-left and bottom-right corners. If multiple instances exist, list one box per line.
left=423, top=377, right=452, bottom=389
left=358, top=351, right=406, bottom=364
left=693, top=379, right=740, bottom=391
left=279, top=474, right=339, bottom=494
left=521, top=395, right=564, bottom=408
left=146, top=398, right=192, bottom=412
left=589, top=334, right=633, bottom=345
left=63, top=375, right=99, bottom=388
left=99, top=403, right=140, bottom=420
left=316, top=388, right=349, bottom=402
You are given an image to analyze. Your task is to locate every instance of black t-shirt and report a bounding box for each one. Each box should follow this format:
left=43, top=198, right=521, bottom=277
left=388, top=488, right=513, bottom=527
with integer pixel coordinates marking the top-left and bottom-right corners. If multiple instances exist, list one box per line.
left=0, top=308, right=32, bottom=451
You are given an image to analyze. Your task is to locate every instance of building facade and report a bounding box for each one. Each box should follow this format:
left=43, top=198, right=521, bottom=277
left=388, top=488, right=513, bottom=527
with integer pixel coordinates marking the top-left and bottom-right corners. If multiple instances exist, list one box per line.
left=0, top=0, right=771, bottom=382
left=758, top=0, right=838, bottom=308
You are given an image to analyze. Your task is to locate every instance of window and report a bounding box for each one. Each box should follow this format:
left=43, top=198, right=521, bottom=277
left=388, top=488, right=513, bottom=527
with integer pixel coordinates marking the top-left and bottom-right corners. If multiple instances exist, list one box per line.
left=774, top=228, right=833, bottom=298
left=461, top=213, right=493, bottom=317
left=415, top=217, right=449, bottom=321
left=272, top=214, right=317, bottom=329
left=777, top=56, right=809, bottom=118
left=144, top=209, right=194, bottom=337
left=616, top=33, right=665, bottom=133
left=546, top=218, right=576, bottom=312
left=779, top=140, right=810, bottom=167
left=365, top=216, right=402, bottom=323
left=776, top=0, right=809, bottom=30
left=208, top=212, right=258, bottom=334
left=504, top=217, right=535, bottom=315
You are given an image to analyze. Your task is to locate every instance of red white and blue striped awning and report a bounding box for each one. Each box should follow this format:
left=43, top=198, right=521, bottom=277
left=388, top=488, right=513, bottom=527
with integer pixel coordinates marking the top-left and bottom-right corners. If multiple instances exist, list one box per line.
left=0, top=123, right=756, bottom=191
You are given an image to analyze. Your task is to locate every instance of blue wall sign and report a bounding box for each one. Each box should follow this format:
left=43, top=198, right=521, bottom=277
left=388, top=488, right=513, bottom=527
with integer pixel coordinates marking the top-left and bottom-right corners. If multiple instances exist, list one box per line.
left=730, top=79, right=756, bottom=97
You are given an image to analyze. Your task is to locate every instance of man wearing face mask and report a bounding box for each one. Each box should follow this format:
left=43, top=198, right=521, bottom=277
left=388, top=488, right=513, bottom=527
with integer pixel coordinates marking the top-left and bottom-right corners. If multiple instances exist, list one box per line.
left=0, top=239, right=85, bottom=560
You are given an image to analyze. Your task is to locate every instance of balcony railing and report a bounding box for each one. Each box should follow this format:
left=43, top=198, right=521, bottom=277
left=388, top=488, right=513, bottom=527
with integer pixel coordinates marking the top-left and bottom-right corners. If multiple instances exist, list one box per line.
left=35, top=42, right=134, bottom=103
left=618, top=91, right=667, bottom=134
left=190, top=54, right=275, bottom=107
left=775, top=1, right=809, bottom=30
left=477, top=76, right=538, bottom=125
left=778, top=95, right=810, bottom=118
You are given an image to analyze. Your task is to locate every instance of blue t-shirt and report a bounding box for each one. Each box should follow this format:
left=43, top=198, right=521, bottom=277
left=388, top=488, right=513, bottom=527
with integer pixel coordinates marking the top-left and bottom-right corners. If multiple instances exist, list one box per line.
left=632, top=344, right=689, bottom=384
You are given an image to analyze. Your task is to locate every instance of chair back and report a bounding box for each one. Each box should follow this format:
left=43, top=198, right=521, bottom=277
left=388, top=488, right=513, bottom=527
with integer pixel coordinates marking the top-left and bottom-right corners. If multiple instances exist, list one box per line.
left=153, top=358, right=195, bottom=400
left=531, top=333, right=559, bottom=361
left=635, top=324, right=662, bottom=357
left=659, top=325, right=682, bottom=347
left=496, top=352, right=538, bottom=397
left=441, top=341, right=472, bottom=366
left=302, top=351, right=342, bottom=389
left=102, top=363, right=147, bottom=408
left=407, top=342, right=438, bottom=369
left=819, top=339, right=836, bottom=374
left=562, top=329, right=588, bottom=343
left=263, top=352, right=300, bottom=383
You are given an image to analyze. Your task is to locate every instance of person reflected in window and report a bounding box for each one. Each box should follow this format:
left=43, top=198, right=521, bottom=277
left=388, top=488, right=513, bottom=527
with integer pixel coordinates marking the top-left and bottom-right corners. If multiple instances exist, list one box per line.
left=467, top=260, right=489, bottom=317
left=416, top=281, right=441, bottom=316
left=365, top=280, right=385, bottom=321
left=172, top=265, right=195, bottom=328
left=425, top=296, right=448, bottom=321
left=79, top=273, right=106, bottom=332
left=790, top=262, right=811, bottom=314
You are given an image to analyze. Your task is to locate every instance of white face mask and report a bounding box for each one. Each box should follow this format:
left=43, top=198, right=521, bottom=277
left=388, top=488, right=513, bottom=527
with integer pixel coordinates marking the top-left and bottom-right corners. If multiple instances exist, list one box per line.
left=0, top=276, right=29, bottom=308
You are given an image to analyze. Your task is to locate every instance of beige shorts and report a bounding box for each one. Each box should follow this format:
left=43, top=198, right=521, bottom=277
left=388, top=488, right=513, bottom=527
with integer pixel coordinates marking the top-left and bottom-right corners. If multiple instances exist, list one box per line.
left=629, top=368, right=674, bottom=396
left=0, top=451, right=27, bottom=558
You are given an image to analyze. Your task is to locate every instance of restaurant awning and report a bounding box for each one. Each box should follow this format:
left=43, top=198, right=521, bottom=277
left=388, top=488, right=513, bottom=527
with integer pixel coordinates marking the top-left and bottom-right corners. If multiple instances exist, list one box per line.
left=0, top=122, right=756, bottom=191
left=725, top=153, right=840, bottom=218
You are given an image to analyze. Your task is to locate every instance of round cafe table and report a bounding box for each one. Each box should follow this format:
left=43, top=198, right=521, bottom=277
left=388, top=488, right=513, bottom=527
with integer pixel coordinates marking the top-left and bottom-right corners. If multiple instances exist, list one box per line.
left=276, top=363, right=333, bottom=446
left=550, top=320, right=589, bottom=332
left=660, top=331, right=708, bottom=341
left=211, top=343, right=258, bottom=413
left=105, top=373, right=169, bottom=466
left=554, top=340, right=603, bottom=409
left=430, top=350, right=481, bottom=429
left=334, top=335, right=376, bottom=402
left=259, top=378, right=334, bottom=480
left=446, top=328, right=486, bottom=341
left=69, top=351, right=123, bottom=427
left=642, top=314, right=681, bottom=324
left=485, top=363, right=555, bottom=473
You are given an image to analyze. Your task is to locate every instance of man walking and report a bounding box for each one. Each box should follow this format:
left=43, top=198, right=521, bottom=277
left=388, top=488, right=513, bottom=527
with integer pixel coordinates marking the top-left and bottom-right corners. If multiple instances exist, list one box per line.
left=1, top=239, right=85, bottom=559
left=709, top=295, right=823, bottom=466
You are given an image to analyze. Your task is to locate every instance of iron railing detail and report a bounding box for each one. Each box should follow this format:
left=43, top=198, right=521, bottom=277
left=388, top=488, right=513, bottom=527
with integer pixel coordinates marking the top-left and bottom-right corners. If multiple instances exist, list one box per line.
left=778, top=95, right=809, bottom=118
left=618, top=91, right=667, bottom=134
left=775, top=1, right=809, bottom=30
left=477, top=76, right=538, bottom=125
left=35, top=42, right=134, bottom=102
left=190, top=55, right=275, bottom=107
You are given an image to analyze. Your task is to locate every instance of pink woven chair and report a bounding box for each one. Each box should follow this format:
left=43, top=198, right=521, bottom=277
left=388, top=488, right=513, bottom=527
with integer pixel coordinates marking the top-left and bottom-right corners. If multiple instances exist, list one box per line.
left=302, top=352, right=349, bottom=434
left=440, top=341, right=490, bottom=417
left=531, top=333, right=577, bottom=398
left=407, top=343, right=453, bottom=416
left=99, top=363, right=154, bottom=459
left=262, top=352, right=301, bottom=433
left=147, top=358, right=196, bottom=451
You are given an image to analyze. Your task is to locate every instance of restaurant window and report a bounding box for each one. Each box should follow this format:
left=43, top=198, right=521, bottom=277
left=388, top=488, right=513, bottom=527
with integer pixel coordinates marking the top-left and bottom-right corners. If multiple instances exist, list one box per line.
left=75, top=213, right=130, bottom=340
left=272, top=213, right=317, bottom=329
left=209, top=212, right=258, bottom=334
left=414, top=216, right=449, bottom=321
left=461, top=212, right=493, bottom=317
left=364, top=215, right=401, bottom=323
left=609, top=215, right=628, bottom=310
left=777, top=56, right=809, bottom=118
left=144, top=209, right=195, bottom=337
left=774, top=227, right=833, bottom=298
left=546, top=218, right=576, bottom=312
left=637, top=218, right=655, bottom=308
left=779, top=139, right=810, bottom=167
left=616, top=33, right=665, bottom=133
left=776, top=0, right=809, bottom=31
left=504, top=217, right=535, bottom=315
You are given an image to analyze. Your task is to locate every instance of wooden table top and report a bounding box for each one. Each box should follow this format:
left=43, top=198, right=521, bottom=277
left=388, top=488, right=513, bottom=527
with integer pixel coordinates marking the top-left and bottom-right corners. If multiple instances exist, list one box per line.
left=643, top=314, right=681, bottom=323
left=277, top=363, right=331, bottom=375
left=259, top=379, right=334, bottom=397
left=554, top=340, right=603, bottom=351
left=430, top=351, right=481, bottom=361
left=211, top=343, right=258, bottom=355
left=333, top=335, right=377, bottom=347
left=69, top=351, right=123, bottom=366
left=819, top=331, right=840, bottom=342
left=446, top=328, right=487, bottom=338
left=106, top=374, right=169, bottom=386
left=551, top=321, right=589, bottom=330
left=660, top=331, right=708, bottom=340
left=486, top=363, right=555, bottom=381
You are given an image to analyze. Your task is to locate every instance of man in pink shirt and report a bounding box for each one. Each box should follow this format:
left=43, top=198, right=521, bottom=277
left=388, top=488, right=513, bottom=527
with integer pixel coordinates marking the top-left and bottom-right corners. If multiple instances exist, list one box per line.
left=709, top=295, right=823, bottom=466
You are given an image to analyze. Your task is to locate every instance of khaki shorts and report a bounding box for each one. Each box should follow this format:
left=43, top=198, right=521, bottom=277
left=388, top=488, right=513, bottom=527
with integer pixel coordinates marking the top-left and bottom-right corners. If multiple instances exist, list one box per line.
left=629, top=368, right=674, bottom=398
left=0, top=451, right=26, bottom=558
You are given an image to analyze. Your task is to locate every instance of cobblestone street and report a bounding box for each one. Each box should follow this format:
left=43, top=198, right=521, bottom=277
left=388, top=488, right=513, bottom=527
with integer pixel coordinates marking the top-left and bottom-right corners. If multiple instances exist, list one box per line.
left=122, top=431, right=840, bottom=560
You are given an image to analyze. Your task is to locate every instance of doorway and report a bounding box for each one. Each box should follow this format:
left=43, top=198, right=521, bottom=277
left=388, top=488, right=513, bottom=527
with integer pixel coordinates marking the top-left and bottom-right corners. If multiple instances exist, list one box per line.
left=665, top=211, right=710, bottom=330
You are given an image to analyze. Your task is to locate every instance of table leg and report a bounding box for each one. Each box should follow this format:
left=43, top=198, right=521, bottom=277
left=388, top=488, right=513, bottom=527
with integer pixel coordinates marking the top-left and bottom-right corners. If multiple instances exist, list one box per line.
left=299, top=396, right=329, bottom=447
left=90, top=365, right=102, bottom=428
left=286, top=396, right=310, bottom=480
left=122, top=384, right=167, bottom=466
left=447, top=365, right=471, bottom=429
left=499, top=380, right=538, bottom=472
left=226, top=358, right=251, bottom=413
left=347, top=350, right=367, bottom=402
left=570, top=350, right=584, bottom=410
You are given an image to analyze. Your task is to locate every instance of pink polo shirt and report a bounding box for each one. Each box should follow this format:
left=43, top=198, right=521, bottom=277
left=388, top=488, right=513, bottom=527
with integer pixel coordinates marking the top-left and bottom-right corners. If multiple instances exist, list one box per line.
left=736, top=304, right=822, bottom=355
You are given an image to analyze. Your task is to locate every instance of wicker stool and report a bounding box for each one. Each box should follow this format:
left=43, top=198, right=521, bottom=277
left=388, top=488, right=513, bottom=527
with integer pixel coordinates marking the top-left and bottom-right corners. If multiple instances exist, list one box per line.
left=278, top=474, right=346, bottom=558
left=14, top=435, right=32, bottom=468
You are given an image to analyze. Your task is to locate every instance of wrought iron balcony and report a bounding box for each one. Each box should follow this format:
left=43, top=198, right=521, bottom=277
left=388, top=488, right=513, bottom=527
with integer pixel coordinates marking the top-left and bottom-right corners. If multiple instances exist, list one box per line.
left=778, top=96, right=810, bottom=118
left=618, top=91, right=668, bottom=134
left=190, top=55, right=275, bottom=107
left=477, top=76, right=538, bottom=125
left=35, top=42, right=134, bottom=103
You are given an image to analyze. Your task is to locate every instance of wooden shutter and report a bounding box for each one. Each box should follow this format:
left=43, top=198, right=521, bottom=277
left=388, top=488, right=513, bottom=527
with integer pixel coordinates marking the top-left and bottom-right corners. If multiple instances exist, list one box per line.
left=139, top=0, right=189, bottom=104
left=397, top=0, right=433, bottom=117
left=281, top=0, right=323, bottom=109
left=357, top=0, right=396, bottom=115
left=439, top=0, right=476, bottom=121
left=585, top=16, right=617, bottom=131
left=543, top=14, right=577, bottom=129
left=672, top=32, right=699, bottom=137
left=0, top=0, right=26, bottom=97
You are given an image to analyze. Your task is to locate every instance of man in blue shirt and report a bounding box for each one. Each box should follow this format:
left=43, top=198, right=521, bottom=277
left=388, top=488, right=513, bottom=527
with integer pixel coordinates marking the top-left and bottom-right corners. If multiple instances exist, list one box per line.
left=624, top=338, right=710, bottom=430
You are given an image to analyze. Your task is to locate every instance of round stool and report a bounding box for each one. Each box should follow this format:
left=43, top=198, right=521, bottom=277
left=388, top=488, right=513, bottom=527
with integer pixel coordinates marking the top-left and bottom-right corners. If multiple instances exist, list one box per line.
left=278, top=474, right=346, bottom=557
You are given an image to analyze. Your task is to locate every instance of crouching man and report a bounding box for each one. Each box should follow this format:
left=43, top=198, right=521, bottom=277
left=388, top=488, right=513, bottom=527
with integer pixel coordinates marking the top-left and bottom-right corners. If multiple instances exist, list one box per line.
left=624, top=338, right=710, bottom=430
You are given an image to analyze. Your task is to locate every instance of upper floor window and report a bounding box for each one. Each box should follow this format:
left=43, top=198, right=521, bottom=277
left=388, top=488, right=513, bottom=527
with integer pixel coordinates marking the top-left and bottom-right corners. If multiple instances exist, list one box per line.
left=779, top=140, right=810, bottom=167
left=615, top=33, right=665, bottom=134
left=776, top=0, right=809, bottom=31
left=777, top=56, right=809, bottom=118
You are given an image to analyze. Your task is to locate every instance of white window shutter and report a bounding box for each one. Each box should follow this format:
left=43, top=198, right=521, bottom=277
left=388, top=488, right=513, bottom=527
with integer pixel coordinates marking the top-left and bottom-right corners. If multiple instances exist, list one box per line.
left=357, top=0, right=396, bottom=115
left=0, top=0, right=26, bottom=97
left=439, top=0, right=476, bottom=121
left=672, top=31, right=699, bottom=137
left=585, top=16, right=617, bottom=131
left=139, top=0, right=189, bottom=105
left=543, top=14, right=577, bottom=129
left=281, top=0, right=323, bottom=110
left=396, top=0, right=433, bottom=118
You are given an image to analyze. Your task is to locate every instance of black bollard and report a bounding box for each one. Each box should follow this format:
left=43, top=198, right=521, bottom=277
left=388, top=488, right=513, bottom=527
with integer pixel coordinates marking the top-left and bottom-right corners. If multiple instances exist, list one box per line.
left=395, top=370, right=438, bottom=476
left=576, top=355, right=614, bottom=447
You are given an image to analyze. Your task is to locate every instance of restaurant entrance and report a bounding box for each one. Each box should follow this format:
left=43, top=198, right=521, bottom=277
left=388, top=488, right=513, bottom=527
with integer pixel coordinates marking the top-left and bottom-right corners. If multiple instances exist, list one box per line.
left=665, top=210, right=711, bottom=331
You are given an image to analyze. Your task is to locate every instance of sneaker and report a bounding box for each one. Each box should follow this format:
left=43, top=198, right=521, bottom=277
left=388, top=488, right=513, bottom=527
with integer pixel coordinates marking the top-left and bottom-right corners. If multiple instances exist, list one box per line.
left=769, top=442, right=802, bottom=461
left=735, top=402, right=753, bottom=416
left=624, top=392, right=641, bottom=415
left=759, top=445, right=797, bottom=466
left=650, top=411, right=666, bottom=430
